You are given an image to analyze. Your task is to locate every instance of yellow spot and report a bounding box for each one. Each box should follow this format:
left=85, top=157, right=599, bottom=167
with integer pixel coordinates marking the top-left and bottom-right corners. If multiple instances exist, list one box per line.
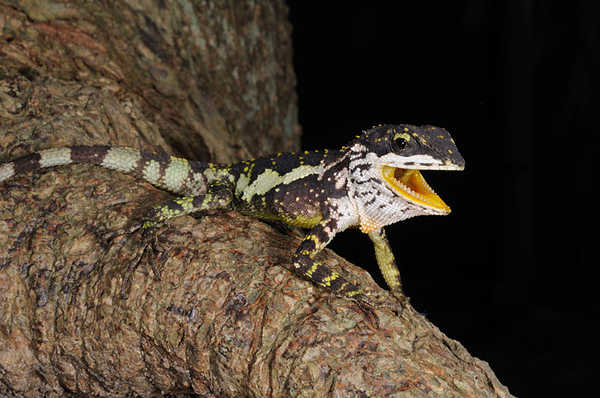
left=302, top=234, right=320, bottom=245
left=345, top=290, right=362, bottom=297
left=305, top=264, right=319, bottom=277
left=174, top=196, right=195, bottom=211
left=321, top=272, right=340, bottom=286
left=396, top=133, right=412, bottom=142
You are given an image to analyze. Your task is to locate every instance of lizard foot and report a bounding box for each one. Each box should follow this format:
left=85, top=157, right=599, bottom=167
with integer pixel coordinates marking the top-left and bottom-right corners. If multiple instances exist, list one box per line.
left=362, top=289, right=410, bottom=317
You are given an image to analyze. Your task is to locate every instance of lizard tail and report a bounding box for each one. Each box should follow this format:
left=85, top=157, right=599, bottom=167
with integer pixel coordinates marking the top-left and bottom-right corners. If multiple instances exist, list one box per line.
left=0, top=145, right=226, bottom=196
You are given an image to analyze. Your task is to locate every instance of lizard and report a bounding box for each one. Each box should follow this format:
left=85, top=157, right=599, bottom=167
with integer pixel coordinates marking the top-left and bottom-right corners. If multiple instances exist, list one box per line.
left=0, top=124, right=465, bottom=306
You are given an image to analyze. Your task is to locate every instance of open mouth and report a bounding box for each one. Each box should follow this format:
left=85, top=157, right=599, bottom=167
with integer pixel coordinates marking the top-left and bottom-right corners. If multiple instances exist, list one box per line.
left=381, top=166, right=450, bottom=213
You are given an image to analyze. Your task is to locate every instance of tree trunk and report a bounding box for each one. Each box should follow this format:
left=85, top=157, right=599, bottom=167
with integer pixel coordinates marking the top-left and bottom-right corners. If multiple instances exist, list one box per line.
left=0, top=1, right=512, bottom=396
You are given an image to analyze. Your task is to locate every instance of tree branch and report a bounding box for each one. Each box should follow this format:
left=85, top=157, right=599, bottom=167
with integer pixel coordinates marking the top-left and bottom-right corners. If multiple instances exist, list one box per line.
left=0, top=1, right=512, bottom=396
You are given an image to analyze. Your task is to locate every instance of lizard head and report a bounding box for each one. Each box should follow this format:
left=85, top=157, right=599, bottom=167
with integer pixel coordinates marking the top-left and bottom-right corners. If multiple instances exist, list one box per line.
left=347, top=124, right=465, bottom=233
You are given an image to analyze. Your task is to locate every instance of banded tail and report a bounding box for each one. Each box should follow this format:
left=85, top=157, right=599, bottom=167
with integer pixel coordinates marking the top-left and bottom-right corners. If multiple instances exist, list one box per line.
left=0, top=145, right=224, bottom=196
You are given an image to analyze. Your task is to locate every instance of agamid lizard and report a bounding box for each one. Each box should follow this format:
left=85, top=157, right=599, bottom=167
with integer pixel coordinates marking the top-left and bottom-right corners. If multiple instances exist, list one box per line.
left=0, top=124, right=465, bottom=307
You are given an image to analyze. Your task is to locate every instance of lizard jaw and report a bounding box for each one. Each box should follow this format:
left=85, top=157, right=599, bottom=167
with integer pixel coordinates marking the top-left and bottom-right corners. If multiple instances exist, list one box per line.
left=381, top=166, right=450, bottom=214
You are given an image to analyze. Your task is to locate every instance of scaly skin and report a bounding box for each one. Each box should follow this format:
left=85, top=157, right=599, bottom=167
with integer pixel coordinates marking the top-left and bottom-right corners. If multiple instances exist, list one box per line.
left=0, top=124, right=465, bottom=305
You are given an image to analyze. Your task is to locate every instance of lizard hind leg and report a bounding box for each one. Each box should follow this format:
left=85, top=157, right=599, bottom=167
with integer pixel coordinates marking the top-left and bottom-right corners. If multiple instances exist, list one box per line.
left=118, top=182, right=234, bottom=294
left=140, top=181, right=234, bottom=239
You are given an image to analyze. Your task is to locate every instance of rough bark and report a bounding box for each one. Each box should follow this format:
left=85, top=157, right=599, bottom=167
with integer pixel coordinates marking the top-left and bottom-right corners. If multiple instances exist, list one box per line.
left=0, top=1, right=512, bottom=397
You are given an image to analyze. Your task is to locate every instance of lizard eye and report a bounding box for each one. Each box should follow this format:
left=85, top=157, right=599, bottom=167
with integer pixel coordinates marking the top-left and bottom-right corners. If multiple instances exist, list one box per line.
left=393, top=137, right=408, bottom=151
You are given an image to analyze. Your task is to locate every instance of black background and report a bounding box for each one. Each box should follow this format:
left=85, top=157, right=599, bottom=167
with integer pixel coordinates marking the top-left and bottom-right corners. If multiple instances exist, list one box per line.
left=287, top=0, right=598, bottom=396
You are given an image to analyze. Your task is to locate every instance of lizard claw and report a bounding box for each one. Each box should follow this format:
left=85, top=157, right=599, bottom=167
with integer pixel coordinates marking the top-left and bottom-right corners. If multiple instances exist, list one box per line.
left=362, top=289, right=410, bottom=317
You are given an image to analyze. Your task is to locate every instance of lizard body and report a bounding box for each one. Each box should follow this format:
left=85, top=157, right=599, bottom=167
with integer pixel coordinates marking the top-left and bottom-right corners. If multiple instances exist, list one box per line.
left=0, top=124, right=465, bottom=305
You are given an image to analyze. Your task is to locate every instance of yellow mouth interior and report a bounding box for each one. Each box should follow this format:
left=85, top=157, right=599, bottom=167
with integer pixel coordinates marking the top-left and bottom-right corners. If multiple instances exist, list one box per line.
left=382, top=166, right=450, bottom=213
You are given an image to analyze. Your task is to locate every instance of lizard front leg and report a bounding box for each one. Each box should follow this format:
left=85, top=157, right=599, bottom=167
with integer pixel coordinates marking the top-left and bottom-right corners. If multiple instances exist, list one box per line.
left=368, top=227, right=408, bottom=306
left=292, top=221, right=366, bottom=302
